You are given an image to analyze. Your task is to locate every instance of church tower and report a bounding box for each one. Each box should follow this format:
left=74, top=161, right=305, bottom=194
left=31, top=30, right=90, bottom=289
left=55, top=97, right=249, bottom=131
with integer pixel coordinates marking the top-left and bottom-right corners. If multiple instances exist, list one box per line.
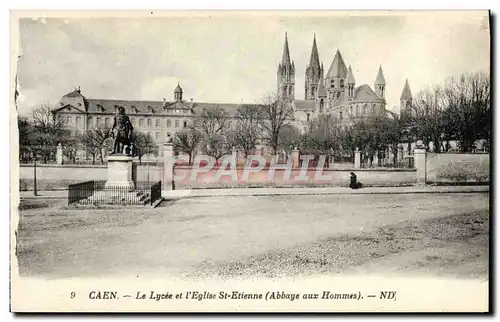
left=325, top=50, right=348, bottom=106
left=400, top=78, right=413, bottom=118
left=316, top=63, right=327, bottom=113
left=174, top=83, right=183, bottom=102
left=374, top=65, right=386, bottom=98
left=277, top=32, right=295, bottom=101
left=305, top=34, right=322, bottom=100
left=346, top=65, right=355, bottom=99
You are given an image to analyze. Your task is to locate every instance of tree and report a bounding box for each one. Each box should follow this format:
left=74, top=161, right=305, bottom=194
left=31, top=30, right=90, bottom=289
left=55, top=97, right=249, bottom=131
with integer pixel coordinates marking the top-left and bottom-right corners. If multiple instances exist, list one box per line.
left=131, top=132, right=157, bottom=164
left=278, top=124, right=301, bottom=153
left=258, top=94, right=294, bottom=156
left=232, top=105, right=263, bottom=158
left=172, top=129, right=202, bottom=165
left=93, top=125, right=113, bottom=164
left=408, top=86, right=447, bottom=152
left=18, top=116, right=33, bottom=161
left=63, top=135, right=82, bottom=163
left=201, top=133, right=231, bottom=163
left=302, top=114, right=341, bottom=155
left=442, top=72, right=491, bottom=152
left=81, top=131, right=101, bottom=165
left=194, top=105, right=229, bottom=136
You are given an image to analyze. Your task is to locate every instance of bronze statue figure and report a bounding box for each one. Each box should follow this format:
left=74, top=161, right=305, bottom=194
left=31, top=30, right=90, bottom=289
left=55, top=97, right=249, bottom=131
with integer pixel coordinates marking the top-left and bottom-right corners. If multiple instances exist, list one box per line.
left=111, top=106, right=134, bottom=155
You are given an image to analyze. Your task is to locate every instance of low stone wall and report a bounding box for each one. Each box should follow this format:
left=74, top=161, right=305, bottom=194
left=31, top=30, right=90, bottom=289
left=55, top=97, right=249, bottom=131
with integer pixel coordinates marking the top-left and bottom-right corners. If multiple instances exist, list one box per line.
left=172, top=166, right=416, bottom=189
left=426, top=153, right=490, bottom=183
left=19, top=163, right=163, bottom=190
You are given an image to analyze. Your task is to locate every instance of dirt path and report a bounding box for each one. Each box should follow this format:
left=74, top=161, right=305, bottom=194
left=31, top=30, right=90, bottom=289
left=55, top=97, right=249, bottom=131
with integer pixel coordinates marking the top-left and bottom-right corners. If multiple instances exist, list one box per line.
left=16, top=193, right=489, bottom=279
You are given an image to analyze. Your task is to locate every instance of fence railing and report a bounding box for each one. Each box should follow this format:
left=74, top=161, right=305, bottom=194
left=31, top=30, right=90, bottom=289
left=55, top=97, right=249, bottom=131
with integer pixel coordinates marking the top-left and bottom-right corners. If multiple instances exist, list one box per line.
left=68, top=180, right=162, bottom=206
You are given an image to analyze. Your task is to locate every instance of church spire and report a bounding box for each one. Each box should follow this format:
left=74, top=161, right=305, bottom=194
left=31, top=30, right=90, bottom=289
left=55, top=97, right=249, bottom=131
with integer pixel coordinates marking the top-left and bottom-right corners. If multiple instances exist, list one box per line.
left=309, top=33, right=320, bottom=69
left=400, top=78, right=412, bottom=100
left=281, top=32, right=292, bottom=67
left=374, top=65, right=386, bottom=98
left=375, top=65, right=386, bottom=85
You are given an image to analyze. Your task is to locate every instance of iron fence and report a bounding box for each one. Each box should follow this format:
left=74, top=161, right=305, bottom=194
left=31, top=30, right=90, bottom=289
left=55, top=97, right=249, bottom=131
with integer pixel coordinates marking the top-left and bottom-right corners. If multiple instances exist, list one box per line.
left=68, top=180, right=162, bottom=206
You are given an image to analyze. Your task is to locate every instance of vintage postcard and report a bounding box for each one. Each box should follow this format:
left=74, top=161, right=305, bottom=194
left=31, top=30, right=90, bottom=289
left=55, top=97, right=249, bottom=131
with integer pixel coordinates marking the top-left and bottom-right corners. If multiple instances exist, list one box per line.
left=10, top=10, right=491, bottom=313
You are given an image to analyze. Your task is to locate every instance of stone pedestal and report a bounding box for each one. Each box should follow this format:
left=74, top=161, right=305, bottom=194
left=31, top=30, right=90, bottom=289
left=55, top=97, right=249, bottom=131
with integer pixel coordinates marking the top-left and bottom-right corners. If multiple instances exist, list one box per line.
left=105, top=155, right=135, bottom=191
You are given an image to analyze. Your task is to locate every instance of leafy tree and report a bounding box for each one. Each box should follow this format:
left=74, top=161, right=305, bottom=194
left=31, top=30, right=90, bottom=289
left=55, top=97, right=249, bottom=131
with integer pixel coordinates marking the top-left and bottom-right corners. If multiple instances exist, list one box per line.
left=172, top=129, right=202, bottom=165
left=131, top=132, right=157, bottom=164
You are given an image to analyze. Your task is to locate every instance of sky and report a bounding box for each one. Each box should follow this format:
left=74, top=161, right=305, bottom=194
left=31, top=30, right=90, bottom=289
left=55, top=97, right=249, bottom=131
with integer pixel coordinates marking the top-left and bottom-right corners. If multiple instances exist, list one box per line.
left=14, top=11, right=490, bottom=115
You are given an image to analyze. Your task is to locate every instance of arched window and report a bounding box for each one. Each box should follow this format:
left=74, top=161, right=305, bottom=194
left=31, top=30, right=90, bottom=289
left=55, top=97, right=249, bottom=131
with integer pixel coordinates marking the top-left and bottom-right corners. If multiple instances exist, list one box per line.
left=96, top=117, right=101, bottom=125
left=340, top=79, right=344, bottom=88
left=131, top=118, right=136, bottom=126
left=147, top=119, right=152, bottom=128
left=330, top=80, right=335, bottom=88
left=306, top=113, right=310, bottom=122
left=67, top=116, right=72, bottom=124
left=363, top=104, right=367, bottom=115
left=356, top=105, right=359, bottom=115
left=76, top=116, right=81, bottom=125
left=139, top=119, right=144, bottom=127
left=156, top=119, right=160, bottom=127
left=87, top=117, right=93, bottom=127
left=372, top=104, right=376, bottom=115
left=349, top=106, right=353, bottom=115
left=105, top=117, right=110, bottom=126
left=167, top=119, right=172, bottom=127
left=319, top=99, right=324, bottom=113
left=339, top=111, right=343, bottom=119
left=155, top=132, right=160, bottom=140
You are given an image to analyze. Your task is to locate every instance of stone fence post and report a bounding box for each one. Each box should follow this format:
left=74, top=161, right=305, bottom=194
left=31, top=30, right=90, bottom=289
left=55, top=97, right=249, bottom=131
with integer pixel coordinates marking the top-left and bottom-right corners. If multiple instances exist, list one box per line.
left=414, top=144, right=427, bottom=185
left=354, top=148, right=361, bottom=169
left=291, top=148, right=300, bottom=168
left=163, top=142, right=174, bottom=191
left=56, top=143, right=63, bottom=165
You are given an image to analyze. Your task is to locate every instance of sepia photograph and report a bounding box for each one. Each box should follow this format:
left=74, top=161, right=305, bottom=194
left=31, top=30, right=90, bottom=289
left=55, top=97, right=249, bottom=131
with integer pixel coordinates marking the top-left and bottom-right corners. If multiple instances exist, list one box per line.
left=10, top=9, right=491, bottom=313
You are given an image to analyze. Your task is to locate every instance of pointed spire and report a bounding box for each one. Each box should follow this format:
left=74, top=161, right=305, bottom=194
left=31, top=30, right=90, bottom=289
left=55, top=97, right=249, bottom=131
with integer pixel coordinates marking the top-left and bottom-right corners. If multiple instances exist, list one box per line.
left=308, top=33, right=320, bottom=68
left=326, top=50, right=348, bottom=79
left=400, top=78, right=412, bottom=100
left=375, top=65, right=386, bottom=85
left=281, top=32, right=291, bottom=67
left=347, top=65, right=355, bottom=84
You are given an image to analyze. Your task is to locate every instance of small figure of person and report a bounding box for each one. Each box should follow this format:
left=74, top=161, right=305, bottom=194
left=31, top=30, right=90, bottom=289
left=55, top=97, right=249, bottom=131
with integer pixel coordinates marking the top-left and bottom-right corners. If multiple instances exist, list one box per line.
left=349, top=172, right=363, bottom=189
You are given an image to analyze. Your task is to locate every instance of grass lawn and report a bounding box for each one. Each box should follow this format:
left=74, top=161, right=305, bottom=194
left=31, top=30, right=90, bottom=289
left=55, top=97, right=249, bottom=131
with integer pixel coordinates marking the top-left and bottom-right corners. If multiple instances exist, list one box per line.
left=15, top=193, right=489, bottom=280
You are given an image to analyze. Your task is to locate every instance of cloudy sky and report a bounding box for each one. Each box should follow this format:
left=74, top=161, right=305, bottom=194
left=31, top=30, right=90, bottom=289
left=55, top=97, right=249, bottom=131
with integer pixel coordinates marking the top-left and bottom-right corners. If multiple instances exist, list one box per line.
left=15, top=11, right=490, bottom=115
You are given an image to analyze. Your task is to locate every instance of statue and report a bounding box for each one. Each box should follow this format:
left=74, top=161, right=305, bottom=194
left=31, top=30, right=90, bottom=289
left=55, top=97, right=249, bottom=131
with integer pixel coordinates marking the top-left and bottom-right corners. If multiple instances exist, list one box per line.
left=110, top=106, right=134, bottom=155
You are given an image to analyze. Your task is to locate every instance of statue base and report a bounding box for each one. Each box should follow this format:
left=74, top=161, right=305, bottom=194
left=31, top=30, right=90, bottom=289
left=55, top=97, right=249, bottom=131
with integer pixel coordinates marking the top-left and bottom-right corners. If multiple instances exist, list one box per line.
left=105, top=155, right=135, bottom=192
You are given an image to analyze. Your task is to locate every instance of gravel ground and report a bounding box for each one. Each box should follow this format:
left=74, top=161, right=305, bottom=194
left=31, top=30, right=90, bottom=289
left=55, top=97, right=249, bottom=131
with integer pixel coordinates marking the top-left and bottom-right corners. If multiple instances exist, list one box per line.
left=15, top=193, right=489, bottom=279
left=194, top=212, right=488, bottom=280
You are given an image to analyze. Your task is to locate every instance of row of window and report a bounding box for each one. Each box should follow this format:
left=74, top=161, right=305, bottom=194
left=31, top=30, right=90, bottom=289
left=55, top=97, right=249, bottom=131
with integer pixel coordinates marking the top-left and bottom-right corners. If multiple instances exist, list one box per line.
left=339, top=104, right=380, bottom=119
left=84, top=117, right=190, bottom=129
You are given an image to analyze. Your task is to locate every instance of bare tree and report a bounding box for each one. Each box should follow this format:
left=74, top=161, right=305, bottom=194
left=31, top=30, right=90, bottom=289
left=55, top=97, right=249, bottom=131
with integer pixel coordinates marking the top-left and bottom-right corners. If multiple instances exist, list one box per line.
left=131, top=132, right=157, bottom=164
left=172, top=129, right=202, bottom=165
left=81, top=131, right=101, bottom=165
left=233, top=104, right=263, bottom=158
left=442, top=72, right=491, bottom=152
left=29, top=103, right=70, bottom=162
left=258, top=93, right=294, bottom=156
left=409, top=86, right=447, bottom=152
left=194, top=105, right=229, bottom=136
left=93, top=124, right=113, bottom=164
left=201, top=133, right=231, bottom=163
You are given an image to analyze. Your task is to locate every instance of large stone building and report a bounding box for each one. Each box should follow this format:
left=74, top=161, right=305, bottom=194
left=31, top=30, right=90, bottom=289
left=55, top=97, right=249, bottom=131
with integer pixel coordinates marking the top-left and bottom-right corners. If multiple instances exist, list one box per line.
left=52, top=33, right=413, bottom=158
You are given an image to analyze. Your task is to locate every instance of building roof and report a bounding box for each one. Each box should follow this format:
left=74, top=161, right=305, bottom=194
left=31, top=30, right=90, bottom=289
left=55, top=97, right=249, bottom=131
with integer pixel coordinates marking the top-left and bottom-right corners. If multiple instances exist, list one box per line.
left=400, top=78, right=412, bottom=100
left=347, top=65, right=355, bottom=84
left=352, top=84, right=386, bottom=103
left=174, top=84, right=183, bottom=93
left=374, top=65, right=386, bottom=85
left=326, top=50, right=348, bottom=79
left=294, top=99, right=315, bottom=111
